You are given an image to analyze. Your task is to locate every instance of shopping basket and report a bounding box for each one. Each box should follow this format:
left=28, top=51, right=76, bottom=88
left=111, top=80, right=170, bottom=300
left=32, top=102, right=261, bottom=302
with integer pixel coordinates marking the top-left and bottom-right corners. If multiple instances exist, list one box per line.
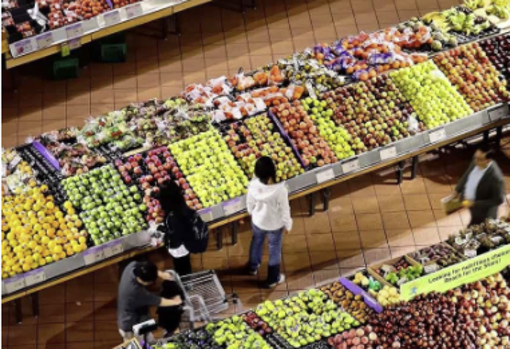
left=168, top=270, right=241, bottom=330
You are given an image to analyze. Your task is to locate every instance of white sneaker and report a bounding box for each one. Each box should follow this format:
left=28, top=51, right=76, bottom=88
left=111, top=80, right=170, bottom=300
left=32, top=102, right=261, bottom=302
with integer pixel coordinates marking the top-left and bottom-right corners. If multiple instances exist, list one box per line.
left=267, top=274, right=285, bottom=288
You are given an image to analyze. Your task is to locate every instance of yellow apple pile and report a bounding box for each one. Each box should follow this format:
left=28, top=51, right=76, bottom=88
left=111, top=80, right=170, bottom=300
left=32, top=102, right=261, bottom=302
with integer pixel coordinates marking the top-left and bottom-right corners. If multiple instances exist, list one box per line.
left=1, top=185, right=88, bottom=279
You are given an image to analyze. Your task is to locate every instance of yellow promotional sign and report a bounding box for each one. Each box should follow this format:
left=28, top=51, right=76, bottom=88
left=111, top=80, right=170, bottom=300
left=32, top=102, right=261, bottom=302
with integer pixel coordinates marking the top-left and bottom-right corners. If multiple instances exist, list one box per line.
left=401, top=244, right=510, bottom=301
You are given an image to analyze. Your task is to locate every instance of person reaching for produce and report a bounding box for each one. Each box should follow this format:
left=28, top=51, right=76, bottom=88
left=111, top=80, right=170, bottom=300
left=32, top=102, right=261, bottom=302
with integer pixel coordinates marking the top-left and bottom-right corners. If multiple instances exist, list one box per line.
left=117, top=261, right=182, bottom=342
left=246, top=156, right=292, bottom=288
left=453, top=144, right=505, bottom=226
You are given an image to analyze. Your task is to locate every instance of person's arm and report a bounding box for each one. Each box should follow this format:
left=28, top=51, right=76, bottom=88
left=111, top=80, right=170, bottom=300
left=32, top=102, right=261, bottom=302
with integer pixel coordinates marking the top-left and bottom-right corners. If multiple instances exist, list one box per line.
left=160, top=295, right=183, bottom=307
left=454, top=162, right=475, bottom=196
left=247, top=189, right=255, bottom=215
left=158, top=270, right=174, bottom=281
left=278, top=186, right=293, bottom=232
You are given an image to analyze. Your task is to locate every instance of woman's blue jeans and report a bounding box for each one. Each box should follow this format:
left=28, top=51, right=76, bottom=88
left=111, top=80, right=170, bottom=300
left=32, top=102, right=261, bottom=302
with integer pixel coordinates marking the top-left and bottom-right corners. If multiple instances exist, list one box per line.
left=248, top=224, right=284, bottom=284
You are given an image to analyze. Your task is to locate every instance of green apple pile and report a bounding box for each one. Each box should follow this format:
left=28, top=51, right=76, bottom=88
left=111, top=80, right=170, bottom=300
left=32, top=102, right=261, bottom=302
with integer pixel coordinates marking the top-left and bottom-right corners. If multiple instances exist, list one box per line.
left=390, top=61, right=473, bottom=129
left=168, top=130, right=249, bottom=208
left=224, top=115, right=304, bottom=182
left=301, top=98, right=355, bottom=160
left=255, top=289, right=359, bottom=348
left=61, top=165, right=147, bottom=246
left=205, top=315, right=271, bottom=349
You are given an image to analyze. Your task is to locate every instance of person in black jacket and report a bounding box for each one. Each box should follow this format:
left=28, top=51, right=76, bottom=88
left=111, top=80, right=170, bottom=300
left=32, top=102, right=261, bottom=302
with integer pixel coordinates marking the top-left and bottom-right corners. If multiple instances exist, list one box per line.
left=158, top=181, right=193, bottom=276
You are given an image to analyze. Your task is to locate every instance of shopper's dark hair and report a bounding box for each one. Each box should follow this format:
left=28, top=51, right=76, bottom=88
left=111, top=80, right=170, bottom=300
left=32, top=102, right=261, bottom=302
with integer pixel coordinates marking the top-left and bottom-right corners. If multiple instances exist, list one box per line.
left=134, top=261, right=158, bottom=283
left=254, top=156, right=276, bottom=184
left=477, top=144, right=494, bottom=160
left=158, top=180, right=187, bottom=213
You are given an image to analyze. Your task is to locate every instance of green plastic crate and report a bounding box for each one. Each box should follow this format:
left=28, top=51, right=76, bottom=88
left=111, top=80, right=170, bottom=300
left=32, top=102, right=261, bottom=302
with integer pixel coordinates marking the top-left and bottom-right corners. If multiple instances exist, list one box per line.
left=100, top=43, right=127, bottom=63
left=52, top=57, right=79, bottom=80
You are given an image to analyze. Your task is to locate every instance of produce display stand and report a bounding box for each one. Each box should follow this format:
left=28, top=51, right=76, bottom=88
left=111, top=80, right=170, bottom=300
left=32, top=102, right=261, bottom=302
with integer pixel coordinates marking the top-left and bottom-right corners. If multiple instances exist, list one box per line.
left=2, top=0, right=212, bottom=69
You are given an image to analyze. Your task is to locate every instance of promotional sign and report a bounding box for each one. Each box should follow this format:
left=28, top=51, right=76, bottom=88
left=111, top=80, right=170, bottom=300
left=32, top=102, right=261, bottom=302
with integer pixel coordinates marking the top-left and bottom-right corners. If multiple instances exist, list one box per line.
left=401, top=245, right=510, bottom=301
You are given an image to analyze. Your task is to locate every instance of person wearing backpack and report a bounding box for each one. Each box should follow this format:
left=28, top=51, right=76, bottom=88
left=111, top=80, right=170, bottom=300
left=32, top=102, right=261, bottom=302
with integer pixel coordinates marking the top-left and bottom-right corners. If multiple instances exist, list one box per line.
left=246, top=156, right=292, bottom=288
left=158, top=180, right=209, bottom=276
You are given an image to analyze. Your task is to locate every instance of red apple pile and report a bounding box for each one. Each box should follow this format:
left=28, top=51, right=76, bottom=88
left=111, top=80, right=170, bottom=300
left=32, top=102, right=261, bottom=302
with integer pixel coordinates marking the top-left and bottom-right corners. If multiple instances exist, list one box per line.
left=242, top=311, right=273, bottom=337
left=480, top=34, right=510, bottom=80
left=114, top=147, right=201, bottom=223
left=434, top=43, right=510, bottom=112
left=65, top=0, right=108, bottom=20
left=321, top=75, right=419, bottom=154
left=327, top=327, right=378, bottom=349
left=270, top=100, right=337, bottom=167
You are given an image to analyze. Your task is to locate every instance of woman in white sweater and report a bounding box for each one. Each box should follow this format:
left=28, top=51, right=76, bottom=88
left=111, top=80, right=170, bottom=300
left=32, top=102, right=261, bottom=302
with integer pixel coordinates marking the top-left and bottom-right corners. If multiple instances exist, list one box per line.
left=246, top=156, right=293, bottom=288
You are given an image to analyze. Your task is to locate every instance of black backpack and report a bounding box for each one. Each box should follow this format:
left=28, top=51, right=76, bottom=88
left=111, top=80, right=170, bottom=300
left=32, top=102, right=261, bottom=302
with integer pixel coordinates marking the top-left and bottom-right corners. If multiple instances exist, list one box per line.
left=164, top=209, right=209, bottom=254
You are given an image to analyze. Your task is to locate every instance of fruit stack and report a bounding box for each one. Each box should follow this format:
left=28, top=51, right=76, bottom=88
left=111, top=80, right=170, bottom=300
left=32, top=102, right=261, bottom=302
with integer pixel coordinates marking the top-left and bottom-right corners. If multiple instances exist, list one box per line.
left=320, top=75, right=420, bottom=154
left=168, top=130, right=249, bottom=208
left=205, top=315, right=271, bottom=349
left=480, top=34, right=510, bottom=80
left=300, top=98, right=355, bottom=161
left=320, top=282, right=376, bottom=324
left=255, top=289, right=360, bottom=348
left=222, top=114, right=304, bottom=182
left=390, top=61, right=473, bottom=129
left=434, top=43, right=509, bottom=112
left=270, top=100, right=338, bottom=167
left=62, top=165, right=147, bottom=246
left=114, top=147, right=202, bottom=223
left=2, top=148, right=38, bottom=195
left=2, top=185, right=87, bottom=278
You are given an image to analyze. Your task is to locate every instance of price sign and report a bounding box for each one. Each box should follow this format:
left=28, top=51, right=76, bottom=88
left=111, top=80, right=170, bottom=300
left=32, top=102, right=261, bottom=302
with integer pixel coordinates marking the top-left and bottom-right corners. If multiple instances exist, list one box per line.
left=488, top=105, right=509, bottom=122
left=102, top=240, right=124, bottom=258
left=464, top=249, right=477, bottom=258
left=103, top=10, right=121, bottom=26
left=66, top=23, right=83, bottom=39
left=36, top=32, right=53, bottom=49
left=341, top=158, right=360, bottom=174
left=9, top=155, right=22, bottom=170
left=24, top=268, right=46, bottom=286
left=13, top=39, right=34, bottom=56
left=4, top=274, right=26, bottom=294
left=428, top=127, right=446, bottom=144
left=379, top=146, right=397, bottom=161
left=83, top=246, right=105, bottom=265
left=424, top=264, right=440, bottom=274
left=125, top=3, right=143, bottom=19
left=315, top=168, right=335, bottom=184
left=200, top=208, right=214, bottom=222
left=222, top=198, right=244, bottom=216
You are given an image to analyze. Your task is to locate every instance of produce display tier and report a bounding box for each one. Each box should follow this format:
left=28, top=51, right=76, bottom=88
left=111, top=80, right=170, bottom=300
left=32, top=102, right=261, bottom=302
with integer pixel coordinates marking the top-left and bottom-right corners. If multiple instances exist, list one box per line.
left=2, top=0, right=211, bottom=69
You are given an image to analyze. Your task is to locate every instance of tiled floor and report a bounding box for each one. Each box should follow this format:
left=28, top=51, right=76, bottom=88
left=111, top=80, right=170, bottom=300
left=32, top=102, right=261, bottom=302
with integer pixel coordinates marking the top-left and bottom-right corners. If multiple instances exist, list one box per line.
left=3, top=0, right=510, bottom=348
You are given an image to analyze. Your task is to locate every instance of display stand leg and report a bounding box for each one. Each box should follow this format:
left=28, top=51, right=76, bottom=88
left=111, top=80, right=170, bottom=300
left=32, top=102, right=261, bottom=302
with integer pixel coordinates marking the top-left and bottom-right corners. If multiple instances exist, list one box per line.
left=216, top=229, right=223, bottom=250
left=396, top=161, right=405, bottom=184
left=231, top=221, right=238, bottom=245
left=322, top=188, right=331, bottom=212
left=411, top=156, right=419, bottom=180
left=213, top=0, right=256, bottom=13
left=14, top=299, right=22, bottom=324
left=161, top=14, right=180, bottom=40
left=483, top=130, right=489, bottom=143
left=495, top=126, right=503, bottom=148
left=307, top=193, right=315, bottom=217
left=31, top=293, right=39, bottom=318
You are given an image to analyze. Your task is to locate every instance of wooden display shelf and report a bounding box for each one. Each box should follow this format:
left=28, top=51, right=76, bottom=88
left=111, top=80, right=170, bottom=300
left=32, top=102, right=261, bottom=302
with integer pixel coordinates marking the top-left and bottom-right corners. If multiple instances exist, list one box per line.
left=2, top=0, right=212, bottom=69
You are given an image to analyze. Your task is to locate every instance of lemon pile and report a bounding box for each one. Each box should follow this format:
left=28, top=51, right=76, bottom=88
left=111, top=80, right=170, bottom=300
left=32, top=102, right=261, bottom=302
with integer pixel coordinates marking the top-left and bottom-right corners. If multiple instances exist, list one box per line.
left=1, top=185, right=88, bottom=279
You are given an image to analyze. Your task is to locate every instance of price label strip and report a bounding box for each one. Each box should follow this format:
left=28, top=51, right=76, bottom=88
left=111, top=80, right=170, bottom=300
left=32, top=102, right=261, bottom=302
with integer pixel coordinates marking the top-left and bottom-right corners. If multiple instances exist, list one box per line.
left=36, top=32, right=53, bottom=49
left=222, top=198, right=244, bottom=216
left=488, top=104, right=509, bottom=122
left=316, top=168, right=335, bottom=184
left=125, top=3, right=143, bottom=19
left=12, top=39, right=34, bottom=56
left=103, top=10, right=121, bottom=26
left=66, top=23, right=83, bottom=39
left=379, top=145, right=397, bottom=161
left=341, top=158, right=360, bottom=174
left=24, top=268, right=46, bottom=286
left=102, top=240, right=124, bottom=258
left=200, top=208, right=214, bottom=222
left=428, top=127, right=446, bottom=144
left=83, top=246, right=105, bottom=265
left=4, top=274, right=26, bottom=294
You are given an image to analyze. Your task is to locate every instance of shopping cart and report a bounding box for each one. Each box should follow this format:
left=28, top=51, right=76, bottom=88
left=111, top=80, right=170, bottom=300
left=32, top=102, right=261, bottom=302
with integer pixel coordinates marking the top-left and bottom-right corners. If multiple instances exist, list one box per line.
left=168, top=269, right=241, bottom=330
